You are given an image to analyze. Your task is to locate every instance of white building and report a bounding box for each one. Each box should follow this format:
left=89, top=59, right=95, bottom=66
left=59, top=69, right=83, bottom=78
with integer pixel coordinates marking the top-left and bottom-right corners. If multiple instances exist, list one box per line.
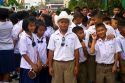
left=17, top=0, right=45, bottom=9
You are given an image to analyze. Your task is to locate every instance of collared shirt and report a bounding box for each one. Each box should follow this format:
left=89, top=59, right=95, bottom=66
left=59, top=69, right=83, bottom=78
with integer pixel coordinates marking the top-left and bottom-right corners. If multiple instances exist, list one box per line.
left=44, top=26, right=55, bottom=38
left=116, top=35, right=125, bottom=60
left=12, top=20, right=23, bottom=53
left=34, top=34, right=47, bottom=64
left=95, top=38, right=121, bottom=64
left=19, top=31, right=38, bottom=69
left=47, top=29, right=82, bottom=61
left=114, top=29, right=121, bottom=37
left=85, top=24, right=115, bottom=44
left=70, top=22, right=87, bottom=31
left=0, top=21, right=14, bottom=50
left=79, top=40, right=87, bottom=63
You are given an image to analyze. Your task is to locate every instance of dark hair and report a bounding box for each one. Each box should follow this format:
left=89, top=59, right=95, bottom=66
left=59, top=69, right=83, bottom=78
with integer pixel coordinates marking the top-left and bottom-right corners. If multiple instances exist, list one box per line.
left=112, top=17, right=119, bottom=20
left=102, top=17, right=111, bottom=22
left=16, top=11, right=29, bottom=20
left=73, top=12, right=83, bottom=20
left=9, top=12, right=18, bottom=25
left=72, top=26, right=83, bottom=33
left=63, top=8, right=71, bottom=15
left=0, top=8, right=9, bottom=20
left=118, top=19, right=125, bottom=29
left=22, top=16, right=36, bottom=32
left=95, top=23, right=106, bottom=30
left=34, top=20, right=47, bottom=33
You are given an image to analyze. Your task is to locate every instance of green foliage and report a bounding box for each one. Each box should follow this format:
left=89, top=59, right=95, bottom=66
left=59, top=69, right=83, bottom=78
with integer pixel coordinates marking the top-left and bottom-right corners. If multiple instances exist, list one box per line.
left=4, top=0, right=19, bottom=6
left=68, top=0, right=123, bottom=11
left=68, top=0, right=78, bottom=11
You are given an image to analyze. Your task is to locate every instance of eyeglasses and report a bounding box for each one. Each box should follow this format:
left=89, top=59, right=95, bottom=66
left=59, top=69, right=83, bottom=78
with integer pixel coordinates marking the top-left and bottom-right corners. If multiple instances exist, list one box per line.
left=61, top=37, right=65, bottom=46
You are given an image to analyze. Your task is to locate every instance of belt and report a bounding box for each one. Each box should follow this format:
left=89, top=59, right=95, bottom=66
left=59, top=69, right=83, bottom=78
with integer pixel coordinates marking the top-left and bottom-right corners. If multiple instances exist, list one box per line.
left=97, top=63, right=114, bottom=66
left=54, top=60, right=74, bottom=63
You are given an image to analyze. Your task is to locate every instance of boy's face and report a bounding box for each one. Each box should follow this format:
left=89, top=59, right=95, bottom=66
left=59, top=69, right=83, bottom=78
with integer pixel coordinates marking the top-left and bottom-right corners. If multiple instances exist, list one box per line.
left=37, top=26, right=46, bottom=37
left=75, top=17, right=83, bottom=25
left=113, top=8, right=120, bottom=15
left=111, top=19, right=118, bottom=29
left=96, top=26, right=107, bottom=39
left=119, top=27, right=125, bottom=37
left=28, top=22, right=36, bottom=33
left=76, top=30, right=84, bottom=41
left=58, top=18, right=69, bottom=31
left=82, top=8, right=88, bottom=16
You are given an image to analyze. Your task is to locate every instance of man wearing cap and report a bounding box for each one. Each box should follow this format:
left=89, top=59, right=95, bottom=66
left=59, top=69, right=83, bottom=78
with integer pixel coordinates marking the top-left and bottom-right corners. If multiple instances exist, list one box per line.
left=47, top=11, right=82, bottom=83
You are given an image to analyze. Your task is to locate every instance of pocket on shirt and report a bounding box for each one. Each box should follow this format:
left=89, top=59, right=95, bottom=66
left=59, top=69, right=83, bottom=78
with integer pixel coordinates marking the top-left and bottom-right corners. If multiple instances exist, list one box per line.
left=66, top=38, right=74, bottom=49
left=108, top=43, right=115, bottom=53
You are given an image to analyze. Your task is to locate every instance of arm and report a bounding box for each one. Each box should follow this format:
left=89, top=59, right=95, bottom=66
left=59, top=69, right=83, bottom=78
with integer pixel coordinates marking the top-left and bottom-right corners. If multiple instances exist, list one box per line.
left=74, top=49, right=79, bottom=76
left=22, top=54, right=38, bottom=72
left=90, top=33, right=97, bottom=54
left=48, top=50, right=54, bottom=76
left=81, top=41, right=88, bottom=58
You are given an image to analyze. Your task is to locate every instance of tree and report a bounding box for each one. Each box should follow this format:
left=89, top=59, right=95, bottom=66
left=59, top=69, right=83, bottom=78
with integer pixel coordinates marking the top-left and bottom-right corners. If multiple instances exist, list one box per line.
left=68, top=0, right=78, bottom=11
left=4, top=0, right=19, bottom=6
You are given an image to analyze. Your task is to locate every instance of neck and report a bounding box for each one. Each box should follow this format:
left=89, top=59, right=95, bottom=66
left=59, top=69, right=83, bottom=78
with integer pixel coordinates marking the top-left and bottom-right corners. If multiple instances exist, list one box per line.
left=60, top=29, right=68, bottom=36
left=26, top=32, right=32, bottom=37
left=37, top=33, right=43, bottom=38
left=100, top=35, right=106, bottom=40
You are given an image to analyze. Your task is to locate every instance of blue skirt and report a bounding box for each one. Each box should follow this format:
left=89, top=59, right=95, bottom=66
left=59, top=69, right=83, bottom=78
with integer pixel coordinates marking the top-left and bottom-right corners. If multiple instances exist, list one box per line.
left=20, top=68, right=39, bottom=83
left=0, top=50, right=15, bottom=74
left=14, top=53, right=21, bottom=68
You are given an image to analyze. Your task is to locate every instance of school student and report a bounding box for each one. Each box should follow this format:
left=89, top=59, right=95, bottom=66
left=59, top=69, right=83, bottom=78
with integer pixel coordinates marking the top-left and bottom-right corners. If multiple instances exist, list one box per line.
left=0, top=8, right=15, bottom=83
left=47, top=11, right=82, bottom=83
left=19, top=16, right=41, bottom=83
left=117, top=19, right=125, bottom=83
left=111, top=18, right=121, bottom=37
left=70, top=12, right=86, bottom=31
left=34, top=20, right=51, bottom=83
left=90, top=23, right=121, bottom=83
left=72, top=26, right=88, bottom=83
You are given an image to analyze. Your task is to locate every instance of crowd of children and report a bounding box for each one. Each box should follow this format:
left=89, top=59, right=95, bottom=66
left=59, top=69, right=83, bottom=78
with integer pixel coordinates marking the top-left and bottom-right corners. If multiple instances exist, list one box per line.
left=0, top=6, right=125, bottom=83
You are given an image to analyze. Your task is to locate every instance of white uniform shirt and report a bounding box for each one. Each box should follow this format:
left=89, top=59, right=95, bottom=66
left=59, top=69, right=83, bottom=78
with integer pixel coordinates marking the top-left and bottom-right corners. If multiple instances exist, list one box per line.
left=0, top=21, right=14, bottom=50
left=47, top=29, right=82, bottom=61
left=79, top=40, right=87, bottom=63
left=70, top=22, right=87, bottom=31
left=116, top=35, right=125, bottom=60
left=85, top=24, right=115, bottom=44
left=34, top=34, right=47, bottom=64
left=19, top=31, right=38, bottom=69
left=95, top=38, right=121, bottom=64
left=44, top=26, right=55, bottom=38
left=114, top=29, right=121, bottom=37
left=12, top=20, right=23, bottom=53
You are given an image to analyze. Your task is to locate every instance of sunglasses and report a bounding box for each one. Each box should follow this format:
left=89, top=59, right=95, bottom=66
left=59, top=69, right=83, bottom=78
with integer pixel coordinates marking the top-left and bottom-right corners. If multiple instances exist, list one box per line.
left=61, top=37, right=65, bottom=46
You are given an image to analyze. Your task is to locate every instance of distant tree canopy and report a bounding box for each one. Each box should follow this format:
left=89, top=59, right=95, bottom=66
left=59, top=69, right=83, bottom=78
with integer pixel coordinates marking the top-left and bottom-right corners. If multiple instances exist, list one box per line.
left=4, top=0, right=19, bottom=6
left=68, top=0, right=123, bottom=11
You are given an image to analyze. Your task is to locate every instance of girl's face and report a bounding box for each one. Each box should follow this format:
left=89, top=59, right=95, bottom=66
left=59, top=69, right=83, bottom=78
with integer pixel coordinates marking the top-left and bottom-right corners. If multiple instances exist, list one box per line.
left=28, top=22, right=36, bottom=33
left=96, top=26, right=107, bottom=39
left=58, top=18, right=69, bottom=31
left=37, top=26, right=46, bottom=37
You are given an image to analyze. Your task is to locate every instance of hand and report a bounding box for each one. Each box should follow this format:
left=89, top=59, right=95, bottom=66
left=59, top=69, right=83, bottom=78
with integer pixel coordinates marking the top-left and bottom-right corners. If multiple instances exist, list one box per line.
left=81, top=41, right=86, bottom=48
left=91, top=33, right=97, bottom=40
left=37, top=61, right=43, bottom=72
left=112, top=64, right=117, bottom=73
left=107, top=34, right=115, bottom=40
left=31, top=64, right=38, bottom=73
left=49, top=66, right=54, bottom=76
left=74, top=65, right=79, bottom=76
